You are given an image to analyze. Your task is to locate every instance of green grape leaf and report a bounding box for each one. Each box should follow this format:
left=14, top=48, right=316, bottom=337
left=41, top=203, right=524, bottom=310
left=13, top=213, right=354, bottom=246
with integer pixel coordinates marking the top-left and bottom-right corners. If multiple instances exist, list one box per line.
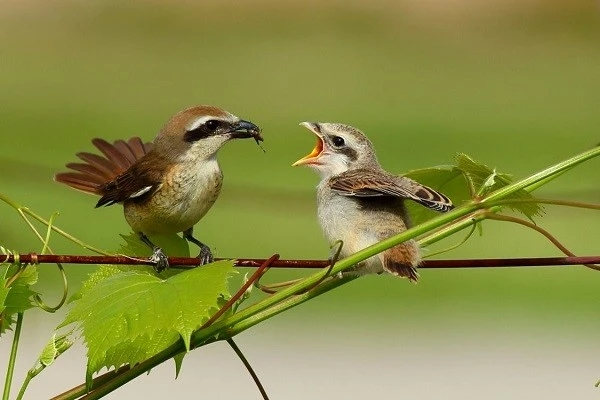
left=59, top=260, right=236, bottom=381
left=404, top=154, right=544, bottom=233
left=1, top=264, right=39, bottom=335
left=455, top=153, right=544, bottom=219
left=69, top=265, right=123, bottom=302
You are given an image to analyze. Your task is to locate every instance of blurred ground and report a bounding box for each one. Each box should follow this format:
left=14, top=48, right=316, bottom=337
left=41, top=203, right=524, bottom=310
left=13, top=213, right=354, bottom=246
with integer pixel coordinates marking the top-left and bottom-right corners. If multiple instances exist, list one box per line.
left=1, top=1, right=599, bottom=399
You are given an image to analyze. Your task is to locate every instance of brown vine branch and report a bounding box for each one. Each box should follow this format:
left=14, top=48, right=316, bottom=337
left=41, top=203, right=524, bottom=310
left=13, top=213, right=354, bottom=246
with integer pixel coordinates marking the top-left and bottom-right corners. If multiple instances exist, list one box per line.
left=486, top=213, right=600, bottom=272
left=3, top=253, right=600, bottom=269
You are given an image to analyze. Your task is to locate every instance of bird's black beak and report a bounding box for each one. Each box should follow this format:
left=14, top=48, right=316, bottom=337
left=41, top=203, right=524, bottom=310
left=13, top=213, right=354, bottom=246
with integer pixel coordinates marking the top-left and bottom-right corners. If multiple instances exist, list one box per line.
left=229, top=120, right=263, bottom=142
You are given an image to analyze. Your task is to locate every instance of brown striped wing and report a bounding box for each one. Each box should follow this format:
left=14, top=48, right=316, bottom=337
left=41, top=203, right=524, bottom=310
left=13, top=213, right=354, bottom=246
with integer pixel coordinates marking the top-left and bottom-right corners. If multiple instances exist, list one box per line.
left=95, top=155, right=164, bottom=207
left=329, top=168, right=454, bottom=212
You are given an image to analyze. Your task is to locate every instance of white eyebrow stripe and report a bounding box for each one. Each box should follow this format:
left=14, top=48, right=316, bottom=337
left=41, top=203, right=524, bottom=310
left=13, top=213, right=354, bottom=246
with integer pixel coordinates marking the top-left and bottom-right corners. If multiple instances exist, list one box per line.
left=187, top=115, right=214, bottom=131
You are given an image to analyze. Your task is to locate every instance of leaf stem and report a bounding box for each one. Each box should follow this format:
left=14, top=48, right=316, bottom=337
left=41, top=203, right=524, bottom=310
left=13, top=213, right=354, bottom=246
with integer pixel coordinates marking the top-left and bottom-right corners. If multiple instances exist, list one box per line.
left=3, top=312, right=24, bottom=400
left=15, top=371, right=33, bottom=400
left=226, top=338, right=269, bottom=400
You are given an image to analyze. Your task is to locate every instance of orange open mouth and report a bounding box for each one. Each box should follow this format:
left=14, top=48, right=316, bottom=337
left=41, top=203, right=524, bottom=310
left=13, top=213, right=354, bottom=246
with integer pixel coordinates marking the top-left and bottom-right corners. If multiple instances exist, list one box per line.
left=293, top=122, right=325, bottom=166
left=292, top=137, right=323, bottom=166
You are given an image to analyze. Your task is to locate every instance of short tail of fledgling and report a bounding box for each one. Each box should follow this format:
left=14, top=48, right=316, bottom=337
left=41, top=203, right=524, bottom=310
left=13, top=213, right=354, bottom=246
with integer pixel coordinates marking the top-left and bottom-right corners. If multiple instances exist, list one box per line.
left=382, top=242, right=421, bottom=282
left=384, top=259, right=419, bottom=282
left=54, top=137, right=152, bottom=194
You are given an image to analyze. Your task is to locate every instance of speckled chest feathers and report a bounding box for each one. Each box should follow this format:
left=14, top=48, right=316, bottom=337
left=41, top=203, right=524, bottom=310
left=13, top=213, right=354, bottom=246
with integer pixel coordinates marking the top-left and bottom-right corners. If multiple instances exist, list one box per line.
left=124, top=158, right=223, bottom=235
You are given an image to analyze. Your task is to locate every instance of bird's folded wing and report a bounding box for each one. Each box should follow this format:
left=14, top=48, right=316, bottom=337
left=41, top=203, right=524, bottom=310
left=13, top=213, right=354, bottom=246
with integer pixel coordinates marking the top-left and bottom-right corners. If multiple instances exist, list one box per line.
left=329, top=168, right=454, bottom=212
left=95, top=158, right=162, bottom=207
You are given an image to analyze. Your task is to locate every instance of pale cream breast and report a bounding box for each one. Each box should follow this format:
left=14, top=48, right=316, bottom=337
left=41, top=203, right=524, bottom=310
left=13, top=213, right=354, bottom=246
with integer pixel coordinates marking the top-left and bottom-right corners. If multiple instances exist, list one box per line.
left=317, top=183, right=382, bottom=271
left=125, top=158, right=223, bottom=234
left=317, top=182, right=421, bottom=274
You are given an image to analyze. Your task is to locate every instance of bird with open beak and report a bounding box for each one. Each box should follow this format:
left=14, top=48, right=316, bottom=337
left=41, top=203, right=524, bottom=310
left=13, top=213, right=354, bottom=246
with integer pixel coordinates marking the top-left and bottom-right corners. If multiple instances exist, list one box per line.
left=293, top=122, right=453, bottom=282
left=55, top=105, right=263, bottom=271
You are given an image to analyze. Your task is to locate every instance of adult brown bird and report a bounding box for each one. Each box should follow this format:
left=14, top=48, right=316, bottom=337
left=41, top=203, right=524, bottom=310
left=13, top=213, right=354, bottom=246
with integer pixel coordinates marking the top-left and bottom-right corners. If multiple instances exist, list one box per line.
left=293, top=122, right=452, bottom=282
left=55, top=105, right=263, bottom=271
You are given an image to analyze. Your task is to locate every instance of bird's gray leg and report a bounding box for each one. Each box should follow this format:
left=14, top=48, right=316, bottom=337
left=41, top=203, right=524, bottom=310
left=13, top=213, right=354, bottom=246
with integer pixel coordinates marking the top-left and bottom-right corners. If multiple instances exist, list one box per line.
left=183, top=227, right=213, bottom=265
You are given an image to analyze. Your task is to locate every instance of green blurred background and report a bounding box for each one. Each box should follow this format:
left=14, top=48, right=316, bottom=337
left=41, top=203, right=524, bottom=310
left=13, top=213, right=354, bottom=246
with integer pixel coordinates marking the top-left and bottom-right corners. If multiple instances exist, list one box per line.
left=1, top=1, right=599, bottom=398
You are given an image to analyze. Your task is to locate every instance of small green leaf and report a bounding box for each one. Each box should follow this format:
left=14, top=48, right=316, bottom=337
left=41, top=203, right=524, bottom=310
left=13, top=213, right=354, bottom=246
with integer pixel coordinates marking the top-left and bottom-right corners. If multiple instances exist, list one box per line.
left=60, top=260, right=236, bottom=381
left=39, top=336, right=59, bottom=367
left=10, top=264, right=38, bottom=287
left=476, top=169, right=498, bottom=197
left=39, top=331, right=75, bottom=367
left=1, top=265, right=39, bottom=334
left=456, top=154, right=512, bottom=195
left=455, top=153, right=544, bottom=219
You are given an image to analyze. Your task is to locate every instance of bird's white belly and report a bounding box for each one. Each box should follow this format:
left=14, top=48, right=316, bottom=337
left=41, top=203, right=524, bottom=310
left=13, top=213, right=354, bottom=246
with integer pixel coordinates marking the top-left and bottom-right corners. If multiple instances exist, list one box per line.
left=317, top=195, right=356, bottom=247
left=317, top=191, right=383, bottom=273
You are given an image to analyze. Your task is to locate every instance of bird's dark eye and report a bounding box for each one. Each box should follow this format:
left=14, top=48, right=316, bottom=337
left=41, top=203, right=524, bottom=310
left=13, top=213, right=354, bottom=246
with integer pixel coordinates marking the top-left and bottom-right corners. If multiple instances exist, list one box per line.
left=332, top=136, right=345, bottom=147
left=205, top=120, right=220, bottom=131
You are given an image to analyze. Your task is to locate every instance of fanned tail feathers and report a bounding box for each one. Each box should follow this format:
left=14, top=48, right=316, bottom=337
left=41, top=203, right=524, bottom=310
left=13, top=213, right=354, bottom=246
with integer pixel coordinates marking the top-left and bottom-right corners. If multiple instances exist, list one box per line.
left=54, top=137, right=152, bottom=195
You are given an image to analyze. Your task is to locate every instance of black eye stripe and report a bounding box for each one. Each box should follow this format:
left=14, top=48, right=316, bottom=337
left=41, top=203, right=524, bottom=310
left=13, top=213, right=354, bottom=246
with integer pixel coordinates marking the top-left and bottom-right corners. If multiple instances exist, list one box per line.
left=184, top=120, right=228, bottom=142
left=184, top=129, right=210, bottom=142
left=338, top=146, right=358, bottom=161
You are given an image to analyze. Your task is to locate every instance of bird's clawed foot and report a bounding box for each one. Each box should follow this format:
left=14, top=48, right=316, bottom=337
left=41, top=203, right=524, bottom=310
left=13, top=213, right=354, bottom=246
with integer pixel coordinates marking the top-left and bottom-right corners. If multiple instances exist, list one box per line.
left=138, top=233, right=169, bottom=272
left=149, top=247, right=169, bottom=272
left=197, top=244, right=214, bottom=266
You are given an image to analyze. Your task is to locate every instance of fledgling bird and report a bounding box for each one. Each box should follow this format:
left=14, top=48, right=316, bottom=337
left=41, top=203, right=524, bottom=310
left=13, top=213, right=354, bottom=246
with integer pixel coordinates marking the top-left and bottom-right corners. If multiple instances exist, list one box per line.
left=293, top=122, right=453, bottom=282
left=55, top=105, right=263, bottom=271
